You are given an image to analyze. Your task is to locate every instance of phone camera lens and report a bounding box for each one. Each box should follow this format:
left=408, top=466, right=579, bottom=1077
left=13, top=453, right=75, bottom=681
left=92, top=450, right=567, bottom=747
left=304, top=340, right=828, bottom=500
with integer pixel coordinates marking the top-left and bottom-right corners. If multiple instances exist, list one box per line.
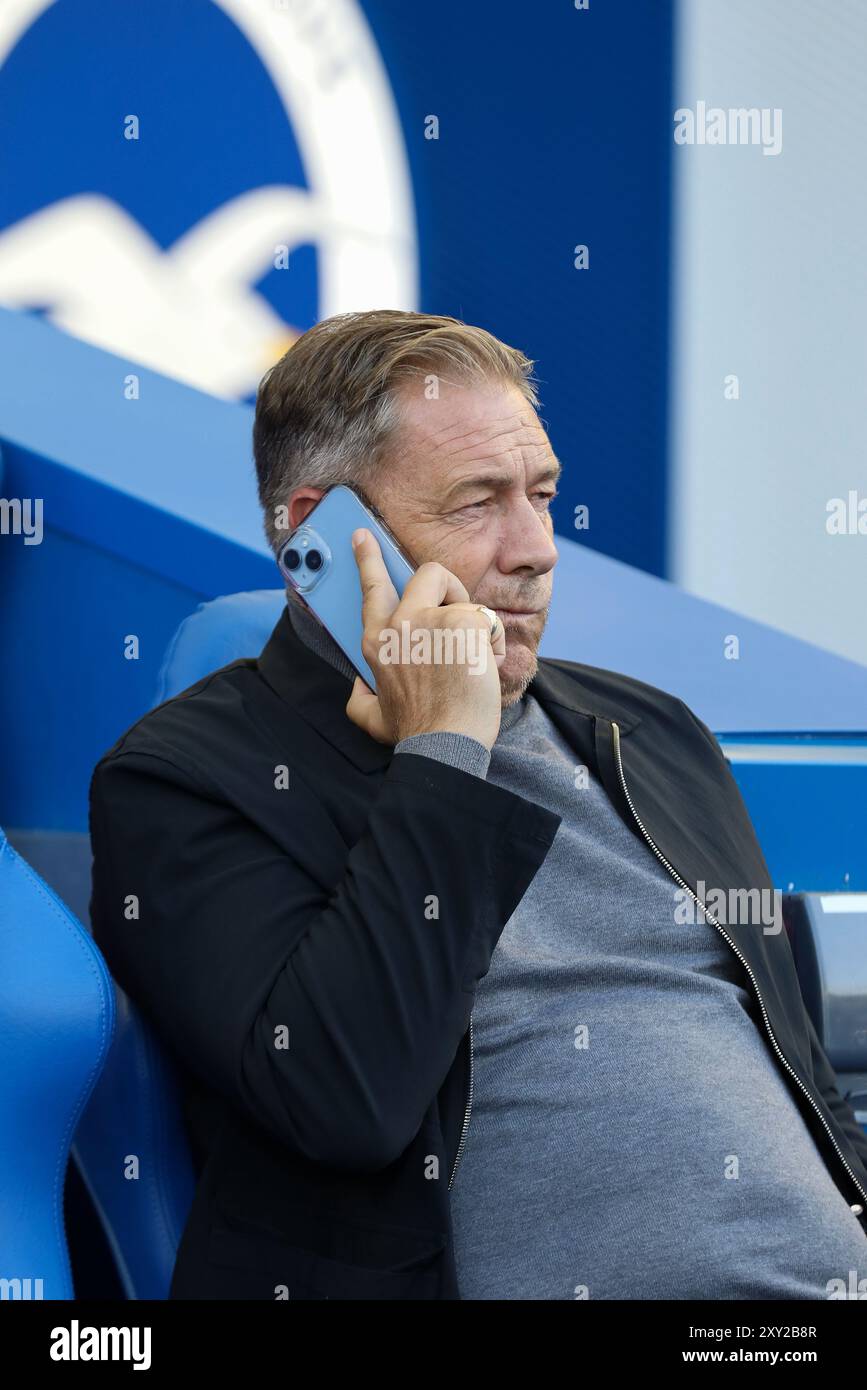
left=306, top=549, right=323, bottom=571
left=283, top=548, right=301, bottom=571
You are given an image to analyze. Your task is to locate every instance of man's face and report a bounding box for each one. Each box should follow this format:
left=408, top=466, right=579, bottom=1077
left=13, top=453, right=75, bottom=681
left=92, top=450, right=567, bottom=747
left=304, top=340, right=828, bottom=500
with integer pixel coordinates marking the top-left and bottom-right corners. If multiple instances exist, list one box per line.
left=366, top=379, right=560, bottom=704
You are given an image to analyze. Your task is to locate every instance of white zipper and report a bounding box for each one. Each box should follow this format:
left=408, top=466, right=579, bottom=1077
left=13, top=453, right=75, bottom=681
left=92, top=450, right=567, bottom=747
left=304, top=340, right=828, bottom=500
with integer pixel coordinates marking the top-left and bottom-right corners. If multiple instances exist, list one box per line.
left=610, top=719, right=867, bottom=1209
left=448, top=1013, right=474, bottom=1190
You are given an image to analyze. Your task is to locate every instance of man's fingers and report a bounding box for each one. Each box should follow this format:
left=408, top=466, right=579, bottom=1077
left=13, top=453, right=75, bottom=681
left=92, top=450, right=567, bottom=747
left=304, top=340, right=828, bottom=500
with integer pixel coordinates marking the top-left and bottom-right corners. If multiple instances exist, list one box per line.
left=345, top=675, right=392, bottom=744
left=490, top=617, right=506, bottom=662
left=438, top=600, right=507, bottom=668
left=396, top=559, right=469, bottom=617
left=353, top=530, right=470, bottom=634
left=352, top=529, right=400, bottom=632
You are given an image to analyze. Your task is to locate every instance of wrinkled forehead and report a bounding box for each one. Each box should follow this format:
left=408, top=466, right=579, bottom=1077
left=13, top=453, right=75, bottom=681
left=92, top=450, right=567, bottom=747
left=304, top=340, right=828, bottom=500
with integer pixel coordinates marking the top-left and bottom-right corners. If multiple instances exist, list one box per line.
left=386, top=379, right=559, bottom=499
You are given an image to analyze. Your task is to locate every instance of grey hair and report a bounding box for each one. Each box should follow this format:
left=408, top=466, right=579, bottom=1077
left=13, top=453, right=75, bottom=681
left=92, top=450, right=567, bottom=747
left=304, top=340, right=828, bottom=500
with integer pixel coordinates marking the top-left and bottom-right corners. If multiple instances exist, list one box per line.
left=252, top=309, right=541, bottom=556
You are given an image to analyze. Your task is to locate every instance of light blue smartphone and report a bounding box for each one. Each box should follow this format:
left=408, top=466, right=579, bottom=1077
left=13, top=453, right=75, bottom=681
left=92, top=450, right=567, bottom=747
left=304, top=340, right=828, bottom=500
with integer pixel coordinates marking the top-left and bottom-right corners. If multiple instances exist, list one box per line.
left=276, top=484, right=416, bottom=691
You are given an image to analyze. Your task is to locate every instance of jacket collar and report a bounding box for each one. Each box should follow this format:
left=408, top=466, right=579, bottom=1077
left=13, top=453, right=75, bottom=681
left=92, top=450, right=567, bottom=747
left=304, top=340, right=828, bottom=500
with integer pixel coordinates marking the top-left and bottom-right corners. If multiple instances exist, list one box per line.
left=257, top=602, right=640, bottom=773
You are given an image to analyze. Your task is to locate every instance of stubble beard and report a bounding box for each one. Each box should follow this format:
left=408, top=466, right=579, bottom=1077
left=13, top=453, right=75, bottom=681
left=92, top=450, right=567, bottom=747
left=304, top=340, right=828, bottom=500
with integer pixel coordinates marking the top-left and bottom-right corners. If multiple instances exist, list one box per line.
left=498, top=605, right=549, bottom=706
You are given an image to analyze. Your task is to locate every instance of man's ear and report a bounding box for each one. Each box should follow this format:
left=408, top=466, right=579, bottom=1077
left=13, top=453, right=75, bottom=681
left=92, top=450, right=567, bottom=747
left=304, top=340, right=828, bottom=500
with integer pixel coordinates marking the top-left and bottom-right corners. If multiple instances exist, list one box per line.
left=287, top=487, right=325, bottom=530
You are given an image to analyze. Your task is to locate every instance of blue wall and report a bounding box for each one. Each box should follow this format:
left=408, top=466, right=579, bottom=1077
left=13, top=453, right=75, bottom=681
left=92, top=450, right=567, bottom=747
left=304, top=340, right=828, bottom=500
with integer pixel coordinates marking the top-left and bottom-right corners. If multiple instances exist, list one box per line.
left=0, top=309, right=273, bottom=831
left=364, top=0, right=675, bottom=574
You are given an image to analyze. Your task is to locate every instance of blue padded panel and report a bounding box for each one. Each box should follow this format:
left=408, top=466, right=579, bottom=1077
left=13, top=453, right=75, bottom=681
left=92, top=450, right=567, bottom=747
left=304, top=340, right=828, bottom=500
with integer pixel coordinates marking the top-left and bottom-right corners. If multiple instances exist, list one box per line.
left=0, top=828, right=115, bottom=1300
left=155, top=588, right=286, bottom=703
left=71, top=990, right=197, bottom=1301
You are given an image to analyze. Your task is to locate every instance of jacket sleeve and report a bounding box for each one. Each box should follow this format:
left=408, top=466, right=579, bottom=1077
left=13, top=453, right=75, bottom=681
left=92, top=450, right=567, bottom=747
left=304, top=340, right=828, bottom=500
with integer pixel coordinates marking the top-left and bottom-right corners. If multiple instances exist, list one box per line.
left=803, top=1009, right=867, bottom=1180
left=676, top=699, right=731, bottom=774
left=89, top=746, right=560, bottom=1174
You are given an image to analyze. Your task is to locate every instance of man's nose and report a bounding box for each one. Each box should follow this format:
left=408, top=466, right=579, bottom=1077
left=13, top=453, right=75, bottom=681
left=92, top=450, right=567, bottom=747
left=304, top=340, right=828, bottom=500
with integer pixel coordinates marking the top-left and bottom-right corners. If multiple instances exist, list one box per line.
left=497, top=498, right=560, bottom=575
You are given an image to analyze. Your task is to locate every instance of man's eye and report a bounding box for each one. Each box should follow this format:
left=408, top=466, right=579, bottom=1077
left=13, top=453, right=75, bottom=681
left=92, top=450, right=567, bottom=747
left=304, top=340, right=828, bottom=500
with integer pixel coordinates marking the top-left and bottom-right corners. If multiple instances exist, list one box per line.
left=458, top=489, right=556, bottom=514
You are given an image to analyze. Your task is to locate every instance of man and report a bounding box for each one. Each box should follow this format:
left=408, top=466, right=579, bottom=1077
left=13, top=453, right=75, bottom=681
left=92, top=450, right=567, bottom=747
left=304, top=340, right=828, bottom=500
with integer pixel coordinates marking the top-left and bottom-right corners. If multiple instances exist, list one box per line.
left=89, top=310, right=867, bottom=1300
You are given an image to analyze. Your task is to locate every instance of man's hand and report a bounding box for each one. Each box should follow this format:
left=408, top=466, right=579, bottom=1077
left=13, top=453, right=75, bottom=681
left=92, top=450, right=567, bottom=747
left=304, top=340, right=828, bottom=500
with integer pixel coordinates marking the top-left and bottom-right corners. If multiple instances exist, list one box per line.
left=345, top=528, right=506, bottom=749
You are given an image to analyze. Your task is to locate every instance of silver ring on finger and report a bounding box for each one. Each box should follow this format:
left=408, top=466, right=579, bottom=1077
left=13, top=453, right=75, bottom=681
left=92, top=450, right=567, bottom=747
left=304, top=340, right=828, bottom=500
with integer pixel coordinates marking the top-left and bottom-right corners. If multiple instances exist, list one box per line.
left=475, top=604, right=501, bottom=641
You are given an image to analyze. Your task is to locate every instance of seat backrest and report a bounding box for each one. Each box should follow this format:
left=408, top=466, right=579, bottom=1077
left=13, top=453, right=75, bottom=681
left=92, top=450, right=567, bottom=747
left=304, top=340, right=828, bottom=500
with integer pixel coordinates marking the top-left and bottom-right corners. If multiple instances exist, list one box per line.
left=154, top=588, right=286, bottom=702
left=74, top=590, right=286, bottom=1298
left=0, top=828, right=115, bottom=1300
left=70, top=985, right=198, bottom=1300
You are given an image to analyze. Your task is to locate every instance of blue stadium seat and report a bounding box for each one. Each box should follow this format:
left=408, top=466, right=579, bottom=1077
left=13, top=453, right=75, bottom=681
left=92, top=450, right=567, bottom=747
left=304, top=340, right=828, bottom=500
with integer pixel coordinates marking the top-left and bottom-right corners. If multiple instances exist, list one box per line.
left=0, top=827, right=115, bottom=1300
left=70, top=985, right=197, bottom=1300
left=154, top=588, right=286, bottom=704
left=72, top=590, right=286, bottom=1298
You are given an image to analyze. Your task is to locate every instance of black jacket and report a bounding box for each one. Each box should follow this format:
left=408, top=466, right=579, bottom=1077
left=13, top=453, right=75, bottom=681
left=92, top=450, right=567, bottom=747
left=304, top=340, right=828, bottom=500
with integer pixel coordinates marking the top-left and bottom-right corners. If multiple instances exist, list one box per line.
left=88, top=602, right=867, bottom=1299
